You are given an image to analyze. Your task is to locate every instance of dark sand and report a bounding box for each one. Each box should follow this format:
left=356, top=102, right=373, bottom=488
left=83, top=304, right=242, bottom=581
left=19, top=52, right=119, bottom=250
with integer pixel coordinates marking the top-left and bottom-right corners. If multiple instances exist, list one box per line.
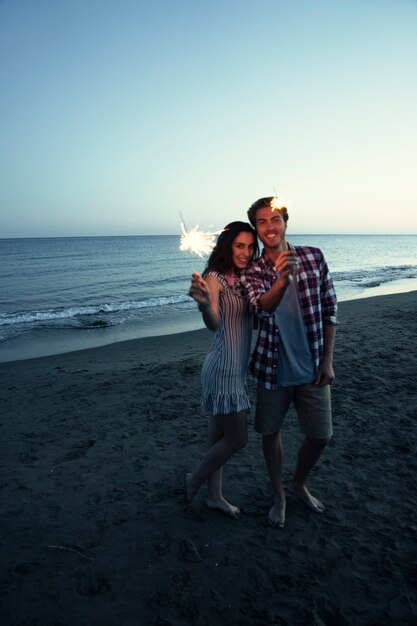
left=1, top=291, right=417, bottom=625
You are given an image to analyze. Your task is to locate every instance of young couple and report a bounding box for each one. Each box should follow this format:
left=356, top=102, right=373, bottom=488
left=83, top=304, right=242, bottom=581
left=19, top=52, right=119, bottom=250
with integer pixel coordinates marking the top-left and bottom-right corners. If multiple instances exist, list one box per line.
left=186, top=197, right=337, bottom=528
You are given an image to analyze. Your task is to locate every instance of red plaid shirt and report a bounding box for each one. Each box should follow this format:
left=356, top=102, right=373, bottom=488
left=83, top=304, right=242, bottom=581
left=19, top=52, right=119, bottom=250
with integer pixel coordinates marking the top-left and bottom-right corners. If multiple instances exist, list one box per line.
left=240, top=244, right=338, bottom=389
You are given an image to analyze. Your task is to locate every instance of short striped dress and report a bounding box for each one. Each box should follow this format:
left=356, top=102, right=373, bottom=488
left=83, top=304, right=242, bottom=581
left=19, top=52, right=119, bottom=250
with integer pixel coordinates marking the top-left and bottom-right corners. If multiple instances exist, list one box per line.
left=201, top=272, right=253, bottom=416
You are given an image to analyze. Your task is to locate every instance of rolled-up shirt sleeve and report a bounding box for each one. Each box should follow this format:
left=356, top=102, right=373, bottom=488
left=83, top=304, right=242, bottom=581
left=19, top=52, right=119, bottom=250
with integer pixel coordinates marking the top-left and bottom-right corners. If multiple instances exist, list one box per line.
left=320, top=258, right=338, bottom=325
left=241, top=264, right=275, bottom=318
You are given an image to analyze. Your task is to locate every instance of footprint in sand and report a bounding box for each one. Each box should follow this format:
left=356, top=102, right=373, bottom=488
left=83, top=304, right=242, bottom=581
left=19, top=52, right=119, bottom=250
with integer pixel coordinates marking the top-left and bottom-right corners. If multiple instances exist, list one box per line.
left=62, top=439, right=95, bottom=462
left=179, top=539, right=203, bottom=562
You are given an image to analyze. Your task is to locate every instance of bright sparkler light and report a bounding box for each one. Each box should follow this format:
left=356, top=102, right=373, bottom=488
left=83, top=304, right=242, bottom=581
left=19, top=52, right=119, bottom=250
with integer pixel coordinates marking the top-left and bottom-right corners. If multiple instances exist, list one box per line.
left=179, top=222, right=220, bottom=257
left=270, top=196, right=287, bottom=212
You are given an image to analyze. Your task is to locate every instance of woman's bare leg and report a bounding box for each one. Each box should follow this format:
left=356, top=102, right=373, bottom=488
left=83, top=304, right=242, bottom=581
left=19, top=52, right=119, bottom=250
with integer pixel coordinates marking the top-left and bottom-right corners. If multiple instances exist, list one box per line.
left=262, top=432, right=286, bottom=528
left=206, top=416, right=224, bottom=501
left=186, top=410, right=248, bottom=516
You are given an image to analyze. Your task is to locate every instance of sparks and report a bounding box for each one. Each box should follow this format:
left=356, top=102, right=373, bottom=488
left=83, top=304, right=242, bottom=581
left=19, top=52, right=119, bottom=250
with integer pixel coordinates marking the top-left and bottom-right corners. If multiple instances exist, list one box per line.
left=270, top=196, right=287, bottom=212
left=179, top=222, right=220, bottom=257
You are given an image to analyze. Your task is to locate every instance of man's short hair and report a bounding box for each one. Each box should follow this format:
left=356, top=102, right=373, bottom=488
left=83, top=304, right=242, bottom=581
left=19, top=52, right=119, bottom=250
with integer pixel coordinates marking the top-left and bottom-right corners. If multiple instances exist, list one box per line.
left=247, top=196, right=289, bottom=228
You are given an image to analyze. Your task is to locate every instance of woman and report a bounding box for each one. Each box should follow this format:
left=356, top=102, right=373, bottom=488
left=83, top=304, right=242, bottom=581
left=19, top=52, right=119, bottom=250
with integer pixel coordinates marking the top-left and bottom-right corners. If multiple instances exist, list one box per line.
left=185, top=221, right=258, bottom=518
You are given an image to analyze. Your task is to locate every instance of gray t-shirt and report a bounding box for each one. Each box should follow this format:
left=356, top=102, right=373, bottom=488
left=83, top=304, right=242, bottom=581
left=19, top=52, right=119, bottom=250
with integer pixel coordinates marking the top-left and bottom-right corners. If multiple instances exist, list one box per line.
left=275, top=279, right=315, bottom=386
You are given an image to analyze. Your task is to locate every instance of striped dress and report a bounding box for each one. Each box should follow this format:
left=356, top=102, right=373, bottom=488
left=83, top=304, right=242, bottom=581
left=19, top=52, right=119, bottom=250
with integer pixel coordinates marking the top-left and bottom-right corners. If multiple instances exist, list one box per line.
left=201, top=272, right=253, bottom=416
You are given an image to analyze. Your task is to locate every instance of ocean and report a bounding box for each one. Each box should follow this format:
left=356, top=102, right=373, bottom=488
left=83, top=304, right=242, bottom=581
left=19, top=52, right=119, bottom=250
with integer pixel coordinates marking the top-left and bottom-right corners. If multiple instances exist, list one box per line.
left=1, top=234, right=417, bottom=362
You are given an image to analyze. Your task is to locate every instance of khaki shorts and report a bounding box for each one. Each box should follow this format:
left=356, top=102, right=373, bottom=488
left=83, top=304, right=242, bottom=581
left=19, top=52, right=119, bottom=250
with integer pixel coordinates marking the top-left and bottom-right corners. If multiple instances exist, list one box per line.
left=255, top=383, right=333, bottom=439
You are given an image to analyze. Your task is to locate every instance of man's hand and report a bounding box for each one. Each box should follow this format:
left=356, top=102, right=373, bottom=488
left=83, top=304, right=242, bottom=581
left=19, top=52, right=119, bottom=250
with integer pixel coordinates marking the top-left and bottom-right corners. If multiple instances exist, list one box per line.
left=274, top=251, right=299, bottom=284
left=315, top=357, right=335, bottom=385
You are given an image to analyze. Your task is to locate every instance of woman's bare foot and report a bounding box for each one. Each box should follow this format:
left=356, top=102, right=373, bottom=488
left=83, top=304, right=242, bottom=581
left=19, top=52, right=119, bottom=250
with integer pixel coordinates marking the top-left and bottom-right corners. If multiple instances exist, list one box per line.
left=185, top=472, right=198, bottom=502
left=290, top=484, right=325, bottom=513
left=267, top=494, right=286, bottom=528
left=205, top=496, right=241, bottom=519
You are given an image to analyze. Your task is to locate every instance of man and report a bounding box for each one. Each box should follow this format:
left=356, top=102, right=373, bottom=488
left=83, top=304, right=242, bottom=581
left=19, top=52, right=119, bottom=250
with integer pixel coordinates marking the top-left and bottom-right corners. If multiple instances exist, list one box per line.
left=241, top=197, right=337, bottom=528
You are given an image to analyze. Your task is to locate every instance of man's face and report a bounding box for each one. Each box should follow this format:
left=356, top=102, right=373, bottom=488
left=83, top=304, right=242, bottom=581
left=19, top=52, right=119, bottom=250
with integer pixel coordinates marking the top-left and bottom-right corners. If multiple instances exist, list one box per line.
left=254, top=206, right=287, bottom=250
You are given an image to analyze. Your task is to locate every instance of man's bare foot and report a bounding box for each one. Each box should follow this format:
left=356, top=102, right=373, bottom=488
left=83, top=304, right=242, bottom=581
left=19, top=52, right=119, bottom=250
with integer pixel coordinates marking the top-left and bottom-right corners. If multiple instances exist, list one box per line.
left=267, top=494, right=286, bottom=528
left=185, top=472, right=198, bottom=502
left=205, top=496, right=241, bottom=519
left=290, top=484, right=325, bottom=513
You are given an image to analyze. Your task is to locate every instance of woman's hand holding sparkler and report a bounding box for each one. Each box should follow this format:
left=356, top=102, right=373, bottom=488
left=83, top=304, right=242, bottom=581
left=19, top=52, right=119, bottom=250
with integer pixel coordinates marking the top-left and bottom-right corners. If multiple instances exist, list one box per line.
left=189, top=272, right=221, bottom=332
left=188, top=272, right=211, bottom=308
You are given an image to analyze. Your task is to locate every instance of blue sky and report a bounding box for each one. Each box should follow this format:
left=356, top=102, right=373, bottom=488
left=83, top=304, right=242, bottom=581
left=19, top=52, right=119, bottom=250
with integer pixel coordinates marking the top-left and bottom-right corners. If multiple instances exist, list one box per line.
left=1, top=0, right=416, bottom=236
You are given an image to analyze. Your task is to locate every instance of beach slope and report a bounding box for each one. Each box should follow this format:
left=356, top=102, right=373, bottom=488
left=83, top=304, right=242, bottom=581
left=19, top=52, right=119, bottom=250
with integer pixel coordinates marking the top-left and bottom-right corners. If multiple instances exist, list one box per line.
left=1, top=291, right=417, bottom=625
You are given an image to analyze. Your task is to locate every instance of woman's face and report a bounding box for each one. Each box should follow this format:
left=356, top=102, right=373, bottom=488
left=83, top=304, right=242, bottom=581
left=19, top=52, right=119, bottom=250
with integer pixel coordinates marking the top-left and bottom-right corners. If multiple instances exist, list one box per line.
left=231, top=231, right=256, bottom=271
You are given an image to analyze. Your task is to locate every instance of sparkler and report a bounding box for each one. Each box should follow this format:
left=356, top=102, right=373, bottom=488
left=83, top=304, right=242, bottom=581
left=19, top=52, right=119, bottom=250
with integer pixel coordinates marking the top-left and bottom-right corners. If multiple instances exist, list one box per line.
left=270, top=196, right=287, bottom=212
left=179, top=212, right=220, bottom=258
left=270, top=193, right=294, bottom=282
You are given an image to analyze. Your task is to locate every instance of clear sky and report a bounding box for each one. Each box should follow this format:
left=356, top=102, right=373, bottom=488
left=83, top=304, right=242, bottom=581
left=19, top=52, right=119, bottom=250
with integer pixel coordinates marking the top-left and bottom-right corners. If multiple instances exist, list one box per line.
left=1, top=0, right=416, bottom=237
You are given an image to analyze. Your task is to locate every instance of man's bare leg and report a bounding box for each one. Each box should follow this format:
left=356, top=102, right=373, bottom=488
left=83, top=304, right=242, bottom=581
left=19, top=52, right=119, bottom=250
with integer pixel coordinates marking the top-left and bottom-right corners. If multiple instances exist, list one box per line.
left=290, top=435, right=330, bottom=513
left=262, top=432, right=286, bottom=528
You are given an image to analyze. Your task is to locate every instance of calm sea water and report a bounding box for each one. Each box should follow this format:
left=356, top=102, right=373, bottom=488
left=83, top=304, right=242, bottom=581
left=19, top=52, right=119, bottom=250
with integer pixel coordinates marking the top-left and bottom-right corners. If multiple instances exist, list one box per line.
left=1, top=234, right=417, bottom=362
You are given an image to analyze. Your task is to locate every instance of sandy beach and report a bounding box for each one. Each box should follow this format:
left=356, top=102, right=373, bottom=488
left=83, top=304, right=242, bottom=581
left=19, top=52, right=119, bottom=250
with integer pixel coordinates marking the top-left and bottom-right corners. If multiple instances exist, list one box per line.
left=1, top=291, right=417, bottom=625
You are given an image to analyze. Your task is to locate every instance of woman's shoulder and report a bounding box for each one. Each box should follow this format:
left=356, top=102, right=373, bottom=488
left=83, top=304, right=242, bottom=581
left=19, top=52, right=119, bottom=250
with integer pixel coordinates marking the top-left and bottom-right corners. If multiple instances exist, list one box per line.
left=204, top=271, right=228, bottom=288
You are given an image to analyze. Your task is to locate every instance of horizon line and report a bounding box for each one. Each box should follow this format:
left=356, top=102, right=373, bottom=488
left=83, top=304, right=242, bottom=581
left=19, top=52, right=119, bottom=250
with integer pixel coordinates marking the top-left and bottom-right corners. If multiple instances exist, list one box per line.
left=1, top=232, right=417, bottom=240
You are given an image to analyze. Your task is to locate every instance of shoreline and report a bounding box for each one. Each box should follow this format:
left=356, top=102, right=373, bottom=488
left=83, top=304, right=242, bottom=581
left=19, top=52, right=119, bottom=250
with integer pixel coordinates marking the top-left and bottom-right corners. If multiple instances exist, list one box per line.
left=2, top=281, right=417, bottom=364
left=1, top=289, right=417, bottom=624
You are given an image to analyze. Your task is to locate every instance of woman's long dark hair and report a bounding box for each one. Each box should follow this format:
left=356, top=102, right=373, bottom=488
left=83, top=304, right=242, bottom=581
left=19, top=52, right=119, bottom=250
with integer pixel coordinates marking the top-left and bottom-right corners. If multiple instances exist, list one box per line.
left=203, top=221, right=258, bottom=276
